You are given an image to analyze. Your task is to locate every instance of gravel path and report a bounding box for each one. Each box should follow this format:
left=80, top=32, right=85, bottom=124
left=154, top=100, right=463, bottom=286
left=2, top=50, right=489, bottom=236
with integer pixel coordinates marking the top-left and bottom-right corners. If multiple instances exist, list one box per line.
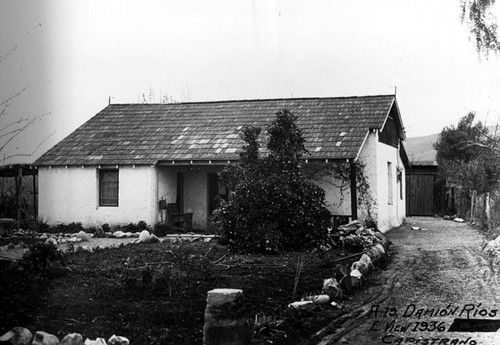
left=316, top=216, right=500, bottom=345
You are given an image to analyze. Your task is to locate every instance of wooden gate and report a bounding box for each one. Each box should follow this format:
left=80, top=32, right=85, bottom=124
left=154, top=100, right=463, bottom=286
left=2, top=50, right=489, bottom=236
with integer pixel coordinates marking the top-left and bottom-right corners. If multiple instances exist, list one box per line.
left=406, top=174, right=435, bottom=216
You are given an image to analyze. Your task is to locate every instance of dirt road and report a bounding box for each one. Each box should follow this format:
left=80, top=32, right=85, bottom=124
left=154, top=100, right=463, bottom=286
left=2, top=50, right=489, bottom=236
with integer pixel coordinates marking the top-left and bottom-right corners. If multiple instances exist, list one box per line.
left=315, top=217, right=500, bottom=345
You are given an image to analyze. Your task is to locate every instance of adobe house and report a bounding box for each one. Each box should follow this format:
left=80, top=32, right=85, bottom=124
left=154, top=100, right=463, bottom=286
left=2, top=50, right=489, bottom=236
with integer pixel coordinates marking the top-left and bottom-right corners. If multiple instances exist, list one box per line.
left=34, top=95, right=408, bottom=232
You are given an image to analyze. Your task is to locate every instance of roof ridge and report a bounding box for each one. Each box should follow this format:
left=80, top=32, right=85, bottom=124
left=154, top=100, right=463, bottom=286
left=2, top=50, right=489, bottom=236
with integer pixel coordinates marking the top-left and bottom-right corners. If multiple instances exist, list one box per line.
left=108, top=94, right=396, bottom=106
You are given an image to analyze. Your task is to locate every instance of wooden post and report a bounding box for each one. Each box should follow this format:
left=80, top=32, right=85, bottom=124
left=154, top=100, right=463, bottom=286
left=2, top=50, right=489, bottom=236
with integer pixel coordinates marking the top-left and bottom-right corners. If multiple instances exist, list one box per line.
left=485, top=192, right=491, bottom=231
left=16, top=165, right=22, bottom=229
left=33, top=174, right=37, bottom=220
left=350, top=162, right=358, bottom=220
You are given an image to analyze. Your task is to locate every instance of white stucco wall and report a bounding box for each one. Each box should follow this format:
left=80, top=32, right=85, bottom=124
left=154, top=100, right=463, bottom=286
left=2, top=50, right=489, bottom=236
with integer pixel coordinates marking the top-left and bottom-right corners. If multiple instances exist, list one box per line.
left=340, top=130, right=406, bottom=232
left=375, top=138, right=406, bottom=232
left=311, top=131, right=380, bottom=222
left=357, top=131, right=379, bottom=223
left=38, top=165, right=157, bottom=227
left=316, top=173, right=352, bottom=216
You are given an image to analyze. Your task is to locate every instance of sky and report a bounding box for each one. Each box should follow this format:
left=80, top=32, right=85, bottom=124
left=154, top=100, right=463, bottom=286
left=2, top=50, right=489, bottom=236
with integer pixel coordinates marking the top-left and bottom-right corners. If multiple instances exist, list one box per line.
left=1, top=0, right=500, bottom=164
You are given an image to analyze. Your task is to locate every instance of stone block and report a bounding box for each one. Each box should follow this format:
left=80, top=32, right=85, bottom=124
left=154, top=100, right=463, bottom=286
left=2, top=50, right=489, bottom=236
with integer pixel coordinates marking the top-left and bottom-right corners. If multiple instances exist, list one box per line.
left=32, top=331, right=59, bottom=345
left=0, top=327, right=33, bottom=345
left=60, top=333, right=84, bottom=345
left=203, top=288, right=251, bottom=345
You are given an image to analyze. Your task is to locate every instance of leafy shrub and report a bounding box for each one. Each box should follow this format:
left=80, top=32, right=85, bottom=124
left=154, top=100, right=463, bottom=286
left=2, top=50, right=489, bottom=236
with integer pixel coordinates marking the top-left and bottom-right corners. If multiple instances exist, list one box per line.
left=137, top=221, right=148, bottom=230
left=25, top=242, right=63, bottom=273
left=101, top=223, right=110, bottom=233
left=67, top=222, right=84, bottom=233
left=214, top=109, right=331, bottom=253
left=152, top=223, right=166, bottom=236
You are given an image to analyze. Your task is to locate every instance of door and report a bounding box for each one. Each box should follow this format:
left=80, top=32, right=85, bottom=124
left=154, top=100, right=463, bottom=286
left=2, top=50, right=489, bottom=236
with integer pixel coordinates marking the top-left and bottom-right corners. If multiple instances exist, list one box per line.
left=406, top=174, right=435, bottom=216
left=207, top=173, right=228, bottom=217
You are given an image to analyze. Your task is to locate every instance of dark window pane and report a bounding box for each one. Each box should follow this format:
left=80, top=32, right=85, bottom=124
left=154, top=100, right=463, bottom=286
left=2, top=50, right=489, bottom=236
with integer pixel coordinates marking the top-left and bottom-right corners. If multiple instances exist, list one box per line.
left=99, top=170, right=118, bottom=206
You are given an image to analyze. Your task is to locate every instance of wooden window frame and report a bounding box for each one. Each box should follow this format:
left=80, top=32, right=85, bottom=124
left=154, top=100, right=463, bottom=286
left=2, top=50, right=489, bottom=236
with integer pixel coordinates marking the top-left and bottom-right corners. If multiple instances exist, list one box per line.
left=99, top=169, right=119, bottom=207
left=388, top=162, right=393, bottom=205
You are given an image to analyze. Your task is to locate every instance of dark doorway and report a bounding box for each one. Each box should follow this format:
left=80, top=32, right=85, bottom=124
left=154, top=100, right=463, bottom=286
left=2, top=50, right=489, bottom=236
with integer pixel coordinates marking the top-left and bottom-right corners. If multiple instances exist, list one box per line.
left=207, top=173, right=228, bottom=217
left=176, top=173, right=184, bottom=213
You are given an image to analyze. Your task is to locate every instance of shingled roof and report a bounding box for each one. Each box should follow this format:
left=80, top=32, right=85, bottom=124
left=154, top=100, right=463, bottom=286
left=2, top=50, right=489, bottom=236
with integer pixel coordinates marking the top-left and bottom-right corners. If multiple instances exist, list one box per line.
left=35, top=95, right=401, bottom=166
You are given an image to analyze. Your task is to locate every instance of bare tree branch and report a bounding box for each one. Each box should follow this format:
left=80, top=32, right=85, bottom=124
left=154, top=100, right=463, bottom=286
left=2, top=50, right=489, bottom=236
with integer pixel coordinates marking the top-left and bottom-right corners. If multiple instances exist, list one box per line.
left=1, top=131, right=55, bottom=162
left=0, top=110, right=51, bottom=156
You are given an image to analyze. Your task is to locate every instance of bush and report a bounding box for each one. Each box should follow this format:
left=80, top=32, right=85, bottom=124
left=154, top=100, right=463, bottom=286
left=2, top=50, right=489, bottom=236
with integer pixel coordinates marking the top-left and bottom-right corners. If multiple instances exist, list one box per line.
left=67, top=222, right=84, bottom=233
left=153, top=223, right=169, bottom=237
left=25, top=242, right=63, bottom=273
left=137, top=221, right=148, bottom=230
left=214, top=109, right=331, bottom=253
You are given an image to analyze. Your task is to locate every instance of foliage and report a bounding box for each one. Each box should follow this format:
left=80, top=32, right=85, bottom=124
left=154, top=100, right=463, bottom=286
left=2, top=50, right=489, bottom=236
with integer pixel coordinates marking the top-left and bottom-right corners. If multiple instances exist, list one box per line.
left=215, top=109, right=331, bottom=253
left=434, top=113, right=500, bottom=217
left=25, top=242, right=63, bottom=273
left=460, top=0, right=499, bottom=55
left=123, top=221, right=149, bottom=233
left=153, top=223, right=170, bottom=236
left=306, top=160, right=375, bottom=222
left=434, top=112, right=500, bottom=194
left=101, top=223, right=110, bottom=232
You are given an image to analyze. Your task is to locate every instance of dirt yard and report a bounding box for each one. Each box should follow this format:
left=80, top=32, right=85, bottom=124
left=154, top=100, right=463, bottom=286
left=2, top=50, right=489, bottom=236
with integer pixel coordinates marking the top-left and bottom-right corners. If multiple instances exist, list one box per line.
left=312, top=216, right=500, bottom=345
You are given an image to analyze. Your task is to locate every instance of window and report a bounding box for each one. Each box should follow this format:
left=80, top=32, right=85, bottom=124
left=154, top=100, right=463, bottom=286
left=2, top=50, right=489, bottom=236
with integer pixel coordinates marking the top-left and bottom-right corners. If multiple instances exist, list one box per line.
left=99, top=169, right=119, bottom=206
left=387, top=162, right=393, bottom=205
left=398, top=169, right=404, bottom=200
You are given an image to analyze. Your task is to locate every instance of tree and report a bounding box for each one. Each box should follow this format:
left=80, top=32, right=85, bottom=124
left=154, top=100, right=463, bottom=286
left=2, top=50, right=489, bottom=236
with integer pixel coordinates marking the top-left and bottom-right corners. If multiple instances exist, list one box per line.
left=1, top=27, right=52, bottom=163
left=214, top=109, right=331, bottom=253
left=460, top=0, right=500, bottom=55
left=434, top=112, right=500, bottom=214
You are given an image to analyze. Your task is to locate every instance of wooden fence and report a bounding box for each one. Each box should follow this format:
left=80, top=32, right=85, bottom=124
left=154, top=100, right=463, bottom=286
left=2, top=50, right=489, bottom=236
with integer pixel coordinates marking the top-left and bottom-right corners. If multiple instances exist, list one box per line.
left=470, top=190, right=500, bottom=230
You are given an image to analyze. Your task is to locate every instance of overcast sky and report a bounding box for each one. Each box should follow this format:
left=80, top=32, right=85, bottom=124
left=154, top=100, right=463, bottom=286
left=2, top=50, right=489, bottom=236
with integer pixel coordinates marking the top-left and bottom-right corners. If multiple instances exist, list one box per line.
left=1, top=0, right=499, bottom=164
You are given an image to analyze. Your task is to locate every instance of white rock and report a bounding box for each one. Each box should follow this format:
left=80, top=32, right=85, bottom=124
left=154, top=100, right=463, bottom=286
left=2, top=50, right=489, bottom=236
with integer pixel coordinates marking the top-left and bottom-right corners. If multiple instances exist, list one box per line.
left=330, top=301, right=342, bottom=308
left=350, top=269, right=363, bottom=287
left=76, top=231, right=89, bottom=241
left=303, top=294, right=330, bottom=304
left=107, top=335, right=129, bottom=345
left=60, top=333, right=84, bottom=345
left=113, top=231, right=126, bottom=238
left=366, top=247, right=382, bottom=263
left=32, top=331, right=60, bottom=345
left=374, top=244, right=385, bottom=255
left=322, top=278, right=343, bottom=301
left=80, top=246, right=94, bottom=253
left=45, top=237, right=58, bottom=246
left=137, top=230, right=152, bottom=243
left=454, top=218, right=465, bottom=223
left=0, top=327, right=33, bottom=345
left=287, top=301, right=315, bottom=311
left=351, top=261, right=369, bottom=275
left=84, top=338, right=107, bottom=345
left=359, top=254, right=374, bottom=271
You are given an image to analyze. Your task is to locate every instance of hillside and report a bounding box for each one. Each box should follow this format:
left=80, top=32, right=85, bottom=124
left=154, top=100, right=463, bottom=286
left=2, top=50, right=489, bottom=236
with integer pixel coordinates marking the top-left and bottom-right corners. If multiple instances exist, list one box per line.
left=404, top=133, right=439, bottom=166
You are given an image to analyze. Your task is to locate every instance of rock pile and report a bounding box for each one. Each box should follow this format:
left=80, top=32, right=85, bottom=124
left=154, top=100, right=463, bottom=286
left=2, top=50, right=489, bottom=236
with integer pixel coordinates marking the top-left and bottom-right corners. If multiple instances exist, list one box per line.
left=481, top=235, right=500, bottom=282
left=0, top=328, right=129, bottom=345
left=289, top=221, right=389, bottom=310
